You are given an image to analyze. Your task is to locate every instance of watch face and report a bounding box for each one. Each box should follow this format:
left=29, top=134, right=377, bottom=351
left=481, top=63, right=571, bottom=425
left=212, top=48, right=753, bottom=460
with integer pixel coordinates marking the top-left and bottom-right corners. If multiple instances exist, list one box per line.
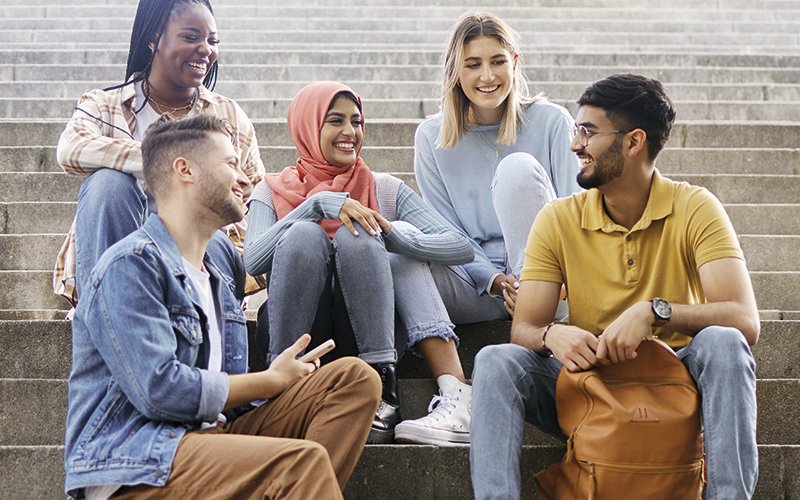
left=653, top=298, right=672, bottom=320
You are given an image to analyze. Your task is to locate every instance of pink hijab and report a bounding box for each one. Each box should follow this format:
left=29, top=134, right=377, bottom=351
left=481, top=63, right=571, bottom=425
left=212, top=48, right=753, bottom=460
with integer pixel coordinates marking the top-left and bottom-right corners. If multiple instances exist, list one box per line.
left=266, top=81, right=378, bottom=238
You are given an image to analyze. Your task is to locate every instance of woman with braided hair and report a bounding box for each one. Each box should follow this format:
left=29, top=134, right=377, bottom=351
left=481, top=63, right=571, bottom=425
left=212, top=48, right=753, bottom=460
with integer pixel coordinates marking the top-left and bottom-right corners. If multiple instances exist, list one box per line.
left=53, top=0, right=264, bottom=307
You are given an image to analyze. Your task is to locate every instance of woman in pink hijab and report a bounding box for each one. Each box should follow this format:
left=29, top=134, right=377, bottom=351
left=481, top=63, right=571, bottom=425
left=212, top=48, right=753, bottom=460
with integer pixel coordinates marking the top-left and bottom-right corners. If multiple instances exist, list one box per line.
left=244, top=82, right=473, bottom=444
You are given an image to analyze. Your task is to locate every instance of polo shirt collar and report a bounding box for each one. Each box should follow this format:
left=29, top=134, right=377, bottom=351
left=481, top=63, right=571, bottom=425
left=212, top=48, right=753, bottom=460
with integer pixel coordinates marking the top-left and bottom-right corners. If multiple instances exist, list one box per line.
left=581, top=169, right=674, bottom=232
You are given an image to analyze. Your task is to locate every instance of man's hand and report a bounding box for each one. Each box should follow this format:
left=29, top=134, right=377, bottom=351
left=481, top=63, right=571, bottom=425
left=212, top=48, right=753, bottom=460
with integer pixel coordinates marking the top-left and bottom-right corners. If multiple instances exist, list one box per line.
left=596, top=301, right=653, bottom=364
left=263, top=334, right=318, bottom=397
left=547, top=324, right=600, bottom=372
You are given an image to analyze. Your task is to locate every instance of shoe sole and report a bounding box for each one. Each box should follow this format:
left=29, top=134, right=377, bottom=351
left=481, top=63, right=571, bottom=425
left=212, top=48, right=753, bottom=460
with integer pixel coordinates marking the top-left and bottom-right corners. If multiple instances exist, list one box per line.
left=367, top=427, right=395, bottom=444
left=394, top=426, right=470, bottom=446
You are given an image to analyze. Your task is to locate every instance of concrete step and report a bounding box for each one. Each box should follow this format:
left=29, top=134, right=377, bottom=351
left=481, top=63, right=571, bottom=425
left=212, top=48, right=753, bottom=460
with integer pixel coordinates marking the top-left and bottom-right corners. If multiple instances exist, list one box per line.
left=3, top=120, right=800, bottom=150
left=4, top=29, right=798, bottom=48
left=2, top=319, right=796, bottom=382
left=2, top=375, right=797, bottom=448
left=5, top=3, right=797, bottom=20
left=4, top=145, right=800, bottom=177
left=2, top=232, right=796, bottom=273
left=0, top=202, right=74, bottom=234
left=4, top=96, right=800, bottom=122
left=7, top=269, right=800, bottom=312
left=3, top=49, right=800, bottom=68
left=0, top=0, right=797, bottom=9
left=4, top=17, right=800, bottom=33
left=5, top=80, right=800, bottom=101
left=7, top=64, right=800, bottom=85
left=0, top=234, right=62, bottom=271
left=3, top=170, right=799, bottom=206
left=668, top=174, right=800, bottom=204
left=2, top=198, right=796, bottom=237
left=2, top=444, right=797, bottom=500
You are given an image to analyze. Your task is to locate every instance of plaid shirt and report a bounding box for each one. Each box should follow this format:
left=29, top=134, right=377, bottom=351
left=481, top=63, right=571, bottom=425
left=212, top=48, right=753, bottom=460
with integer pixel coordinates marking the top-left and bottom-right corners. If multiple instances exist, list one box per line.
left=53, top=83, right=266, bottom=305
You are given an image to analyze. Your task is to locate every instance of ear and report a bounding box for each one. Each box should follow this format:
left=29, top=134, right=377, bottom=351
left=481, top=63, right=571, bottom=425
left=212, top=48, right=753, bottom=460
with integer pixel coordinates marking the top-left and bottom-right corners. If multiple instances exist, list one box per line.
left=149, top=34, right=160, bottom=53
left=172, top=157, right=195, bottom=184
left=625, top=129, right=648, bottom=159
left=513, top=52, right=519, bottom=70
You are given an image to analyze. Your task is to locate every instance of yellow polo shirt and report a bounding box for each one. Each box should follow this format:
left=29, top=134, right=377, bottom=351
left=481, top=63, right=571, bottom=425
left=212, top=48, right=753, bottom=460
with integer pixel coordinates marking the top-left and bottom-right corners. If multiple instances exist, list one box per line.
left=522, top=170, right=744, bottom=349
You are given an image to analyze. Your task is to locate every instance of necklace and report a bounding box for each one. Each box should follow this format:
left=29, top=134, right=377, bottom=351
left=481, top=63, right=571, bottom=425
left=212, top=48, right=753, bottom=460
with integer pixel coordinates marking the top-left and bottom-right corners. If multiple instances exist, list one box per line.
left=476, top=128, right=501, bottom=172
left=144, top=80, right=198, bottom=115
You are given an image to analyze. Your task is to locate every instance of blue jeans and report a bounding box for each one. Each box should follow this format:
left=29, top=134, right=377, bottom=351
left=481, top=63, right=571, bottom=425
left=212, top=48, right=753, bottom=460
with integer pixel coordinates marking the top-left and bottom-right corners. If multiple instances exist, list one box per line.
left=265, top=221, right=396, bottom=365
left=431, top=152, right=557, bottom=324
left=388, top=221, right=459, bottom=351
left=74, top=169, right=245, bottom=300
left=470, top=326, right=758, bottom=500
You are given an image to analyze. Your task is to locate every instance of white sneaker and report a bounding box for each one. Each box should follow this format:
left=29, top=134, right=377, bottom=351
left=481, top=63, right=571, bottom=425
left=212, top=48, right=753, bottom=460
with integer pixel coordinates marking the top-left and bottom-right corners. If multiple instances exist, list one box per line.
left=395, top=374, right=471, bottom=446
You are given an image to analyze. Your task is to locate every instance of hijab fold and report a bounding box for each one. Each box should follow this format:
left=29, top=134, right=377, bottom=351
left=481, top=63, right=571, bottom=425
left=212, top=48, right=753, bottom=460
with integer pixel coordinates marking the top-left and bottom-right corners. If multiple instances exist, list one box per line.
left=266, top=81, right=377, bottom=237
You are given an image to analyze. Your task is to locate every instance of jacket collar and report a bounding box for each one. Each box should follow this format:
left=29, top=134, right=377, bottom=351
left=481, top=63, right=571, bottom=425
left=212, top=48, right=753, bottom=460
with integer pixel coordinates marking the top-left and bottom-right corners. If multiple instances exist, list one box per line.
left=581, top=169, right=674, bottom=233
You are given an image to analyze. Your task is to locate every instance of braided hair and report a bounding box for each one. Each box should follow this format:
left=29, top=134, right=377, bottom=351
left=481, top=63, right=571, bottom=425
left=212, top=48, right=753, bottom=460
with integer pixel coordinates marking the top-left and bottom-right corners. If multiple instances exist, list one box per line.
left=105, top=0, right=218, bottom=94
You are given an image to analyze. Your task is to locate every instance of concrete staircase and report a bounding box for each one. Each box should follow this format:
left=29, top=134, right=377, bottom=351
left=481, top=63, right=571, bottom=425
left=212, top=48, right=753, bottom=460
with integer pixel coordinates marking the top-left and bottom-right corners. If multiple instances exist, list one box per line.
left=1, top=0, right=799, bottom=498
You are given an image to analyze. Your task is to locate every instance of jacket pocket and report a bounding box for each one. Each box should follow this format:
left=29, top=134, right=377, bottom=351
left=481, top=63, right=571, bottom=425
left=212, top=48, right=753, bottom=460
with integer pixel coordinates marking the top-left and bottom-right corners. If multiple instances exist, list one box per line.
left=169, top=309, right=203, bottom=346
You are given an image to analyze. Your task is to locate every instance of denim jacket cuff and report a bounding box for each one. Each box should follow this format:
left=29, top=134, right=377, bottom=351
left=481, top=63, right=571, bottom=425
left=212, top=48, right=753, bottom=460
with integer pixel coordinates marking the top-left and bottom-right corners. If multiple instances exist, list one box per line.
left=198, top=370, right=229, bottom=422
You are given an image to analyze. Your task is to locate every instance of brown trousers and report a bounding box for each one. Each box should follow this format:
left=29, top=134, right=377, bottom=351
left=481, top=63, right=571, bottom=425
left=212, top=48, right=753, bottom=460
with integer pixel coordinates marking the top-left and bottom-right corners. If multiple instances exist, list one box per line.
left=114, top=357, right=381, bottom=500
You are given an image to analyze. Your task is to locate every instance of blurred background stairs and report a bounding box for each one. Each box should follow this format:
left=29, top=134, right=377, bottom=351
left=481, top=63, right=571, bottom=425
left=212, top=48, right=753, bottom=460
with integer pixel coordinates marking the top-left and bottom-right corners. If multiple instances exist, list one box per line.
left=0, top=0, right=798, bottom=498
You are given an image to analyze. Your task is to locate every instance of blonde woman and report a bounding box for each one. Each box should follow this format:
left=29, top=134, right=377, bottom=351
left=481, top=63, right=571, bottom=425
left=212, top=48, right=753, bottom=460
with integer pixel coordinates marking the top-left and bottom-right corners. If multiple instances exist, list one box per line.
left=398, top=12, right=580, bottom=445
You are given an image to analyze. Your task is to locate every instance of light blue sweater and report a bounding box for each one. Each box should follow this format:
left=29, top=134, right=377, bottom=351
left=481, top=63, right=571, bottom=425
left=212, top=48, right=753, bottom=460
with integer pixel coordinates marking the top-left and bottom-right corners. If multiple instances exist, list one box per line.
left=414, top=100, right=581, bottom=293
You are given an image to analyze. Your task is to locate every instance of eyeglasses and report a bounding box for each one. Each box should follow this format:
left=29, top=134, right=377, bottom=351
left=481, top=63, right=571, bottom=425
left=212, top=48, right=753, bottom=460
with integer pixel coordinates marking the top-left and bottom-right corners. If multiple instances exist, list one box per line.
left=571, top=124, right=633, bottom=147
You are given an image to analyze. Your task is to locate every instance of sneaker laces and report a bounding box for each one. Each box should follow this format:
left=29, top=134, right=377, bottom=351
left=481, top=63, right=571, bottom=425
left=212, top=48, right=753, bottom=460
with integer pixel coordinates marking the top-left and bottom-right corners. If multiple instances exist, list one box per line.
left=423, top=394, right=458, bottom=423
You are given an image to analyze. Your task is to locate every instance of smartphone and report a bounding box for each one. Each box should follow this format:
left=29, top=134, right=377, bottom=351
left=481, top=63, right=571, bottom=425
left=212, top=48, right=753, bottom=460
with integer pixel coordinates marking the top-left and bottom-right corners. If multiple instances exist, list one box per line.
left=298, top=339, right=336, bottom=363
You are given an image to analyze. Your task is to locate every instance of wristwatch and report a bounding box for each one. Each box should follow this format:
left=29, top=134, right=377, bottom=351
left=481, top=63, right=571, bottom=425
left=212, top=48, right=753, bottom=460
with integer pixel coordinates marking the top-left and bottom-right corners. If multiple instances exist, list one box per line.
left=650, top=297, right=672, bottom=327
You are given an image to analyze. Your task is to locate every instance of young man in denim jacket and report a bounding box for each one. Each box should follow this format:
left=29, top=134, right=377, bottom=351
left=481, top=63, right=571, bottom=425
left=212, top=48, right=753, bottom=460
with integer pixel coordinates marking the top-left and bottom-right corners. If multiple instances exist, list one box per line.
left=64, top=114, right=381, bottom=499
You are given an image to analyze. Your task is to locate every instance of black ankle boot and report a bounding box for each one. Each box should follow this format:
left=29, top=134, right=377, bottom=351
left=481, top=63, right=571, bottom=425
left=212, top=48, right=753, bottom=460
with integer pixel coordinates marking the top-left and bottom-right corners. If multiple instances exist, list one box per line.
left=368, top=363, right=402, bottom=444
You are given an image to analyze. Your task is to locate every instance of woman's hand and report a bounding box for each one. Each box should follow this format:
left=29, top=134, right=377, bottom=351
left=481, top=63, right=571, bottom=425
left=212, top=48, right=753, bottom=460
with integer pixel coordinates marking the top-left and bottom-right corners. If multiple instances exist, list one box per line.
left=491, top=273, right=519, bottom=316
left=339, top=198, right=382, bottom=236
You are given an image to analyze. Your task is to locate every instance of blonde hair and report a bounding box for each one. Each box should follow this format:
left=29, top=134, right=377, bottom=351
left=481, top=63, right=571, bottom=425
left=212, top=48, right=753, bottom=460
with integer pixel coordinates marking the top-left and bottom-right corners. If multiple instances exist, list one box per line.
left=438, top=11, right=544, bottom=148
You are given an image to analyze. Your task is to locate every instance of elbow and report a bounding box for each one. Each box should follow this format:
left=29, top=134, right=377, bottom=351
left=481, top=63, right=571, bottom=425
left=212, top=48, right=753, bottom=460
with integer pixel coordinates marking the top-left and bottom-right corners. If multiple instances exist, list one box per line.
left=741, top=315, right=760, bottom=346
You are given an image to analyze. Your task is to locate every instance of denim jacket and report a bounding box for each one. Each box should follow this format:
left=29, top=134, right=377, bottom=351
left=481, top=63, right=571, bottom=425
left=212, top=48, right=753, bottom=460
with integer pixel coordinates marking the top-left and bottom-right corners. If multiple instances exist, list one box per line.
left=64, top=214, right=248, bottom=497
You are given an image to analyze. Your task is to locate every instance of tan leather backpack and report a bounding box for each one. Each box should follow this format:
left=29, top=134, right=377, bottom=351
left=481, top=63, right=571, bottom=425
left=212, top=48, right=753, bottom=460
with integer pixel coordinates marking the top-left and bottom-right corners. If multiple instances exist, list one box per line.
left=535, top=339, right=705, bottom=499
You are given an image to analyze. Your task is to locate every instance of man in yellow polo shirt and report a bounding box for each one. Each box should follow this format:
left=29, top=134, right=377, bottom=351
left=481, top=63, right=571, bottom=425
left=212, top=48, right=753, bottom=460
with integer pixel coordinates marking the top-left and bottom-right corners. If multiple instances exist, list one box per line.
left=470, top=74, right=760, bottom=500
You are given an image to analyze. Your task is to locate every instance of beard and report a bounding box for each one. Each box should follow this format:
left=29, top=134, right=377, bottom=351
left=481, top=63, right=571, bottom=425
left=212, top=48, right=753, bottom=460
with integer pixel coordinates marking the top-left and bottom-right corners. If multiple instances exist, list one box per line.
left=577, top=135, right=625, bottom=190
left=197, top=173, right=246, bottom=227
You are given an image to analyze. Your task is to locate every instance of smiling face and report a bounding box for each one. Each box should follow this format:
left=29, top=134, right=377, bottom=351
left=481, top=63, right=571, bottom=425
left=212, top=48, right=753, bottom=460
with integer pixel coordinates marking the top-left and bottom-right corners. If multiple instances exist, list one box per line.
left=572, top=105, right=626, bottom=190
left=458, top=36, right=516, bottom=124
left=195, top=132, right=248, bottom=225
left=319, top=95, right=364, bottom=169
left=150, top=3, right=219, bottom=94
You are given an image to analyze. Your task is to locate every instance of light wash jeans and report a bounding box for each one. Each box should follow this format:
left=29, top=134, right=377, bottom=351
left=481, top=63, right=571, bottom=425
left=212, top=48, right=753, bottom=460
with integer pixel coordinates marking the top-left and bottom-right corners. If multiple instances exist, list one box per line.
left=74, top=168, right=245, bottom=300
left=388, top=221, right=459, bottom=352
left=470, top=326, right=758, bottom=500
left=432, top=152, right=557, bottom=324
left=266, top=221, right=396, bottom=365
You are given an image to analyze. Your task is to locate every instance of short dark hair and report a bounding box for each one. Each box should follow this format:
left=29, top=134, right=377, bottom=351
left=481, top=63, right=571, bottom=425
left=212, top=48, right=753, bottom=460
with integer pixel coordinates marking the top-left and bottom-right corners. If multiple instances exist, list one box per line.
left=141, top=113, right=233, bottom=196
left=577, top=74, right=676, bottom=160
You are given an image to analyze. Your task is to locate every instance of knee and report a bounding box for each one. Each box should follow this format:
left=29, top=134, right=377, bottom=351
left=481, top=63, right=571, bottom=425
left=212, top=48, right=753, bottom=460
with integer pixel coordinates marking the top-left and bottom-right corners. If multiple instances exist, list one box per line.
left=493, top=152, right=552, bottom=195
left=474, top=344, right=525, bottom=383
left=388, top=251, right=423, bottom=276
left=691, top=326, right=754, bottom=373
left=333, top=223, right=386, bottom=259
left=79, top=168, right=142, bottom=207
left=276, top=222, right=329, bottom=258
left=292, top=440, right=331, bottom=467
left=328, top=357, right=382, bottom=402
